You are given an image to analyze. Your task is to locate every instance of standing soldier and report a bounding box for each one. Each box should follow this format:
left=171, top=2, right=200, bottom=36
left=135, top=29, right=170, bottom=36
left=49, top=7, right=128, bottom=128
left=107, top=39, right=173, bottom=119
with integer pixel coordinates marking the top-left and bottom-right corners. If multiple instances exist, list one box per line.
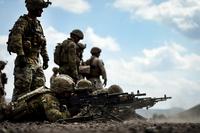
left=0, top=61, right=7, bottom=105
left=7, top=0, right=51, bottom=101
left=85, top=47, right=107, bottom=90
left=57, top=29, right=84, bottom=82
left=76, top=43, right=86, bottom=66
left=76, top=43, right=86, bottom=79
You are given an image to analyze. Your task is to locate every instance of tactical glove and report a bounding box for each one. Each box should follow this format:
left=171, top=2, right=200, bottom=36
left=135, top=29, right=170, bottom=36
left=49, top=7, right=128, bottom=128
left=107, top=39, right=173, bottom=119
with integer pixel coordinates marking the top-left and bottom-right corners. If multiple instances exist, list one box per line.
left=18, top=55, right=27, bottom=67
left=43, top=61, right=48, bottom=70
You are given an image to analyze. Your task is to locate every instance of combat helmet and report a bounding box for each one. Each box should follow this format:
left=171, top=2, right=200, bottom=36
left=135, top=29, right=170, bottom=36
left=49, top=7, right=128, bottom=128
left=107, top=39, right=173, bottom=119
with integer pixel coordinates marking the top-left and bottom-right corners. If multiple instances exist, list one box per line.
left=107, top=84, right=123, bottom=94
left=0, top=61, right=7, bottom=69
left=52, top=67, right=59, bottom=74
left=77, top=43, right=86, bottom=50
left=75, top=79, right=92, bottom=91
left=90, top=47, right=101, bottom=54
left=25, top=0, right=51, bottom=11
left=51, top=74, right=75, bottom=94
left=70, top=29, right=84, bottom=39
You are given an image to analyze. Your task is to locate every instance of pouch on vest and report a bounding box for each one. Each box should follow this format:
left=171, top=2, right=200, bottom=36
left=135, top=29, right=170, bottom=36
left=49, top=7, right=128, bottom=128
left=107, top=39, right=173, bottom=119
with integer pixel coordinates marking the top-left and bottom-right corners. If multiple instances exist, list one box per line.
left=79, top=65, right=90, bottom=74
left=54, top=43, right=62, bottom=65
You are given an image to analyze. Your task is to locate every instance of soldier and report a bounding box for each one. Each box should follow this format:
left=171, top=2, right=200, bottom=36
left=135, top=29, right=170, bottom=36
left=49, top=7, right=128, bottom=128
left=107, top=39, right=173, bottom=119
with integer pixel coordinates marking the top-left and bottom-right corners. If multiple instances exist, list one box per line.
left=50, top=67, right=59, bottom=88
left=85, top=47, right=107, bottom=90
left=58, top=29, right=84, bottom=82
left=7, top=0, right=51, bottom=101
left=76, top=43, right=86, bottom=66
left=2, top=74, right=74, bottom=122
left=0, top=61, right=7, bottom=105
left=107, top=84, right=123, bottom=94
left=76, top=43, right=86, bottom=79
left=92, top=84, right=123, bottom=95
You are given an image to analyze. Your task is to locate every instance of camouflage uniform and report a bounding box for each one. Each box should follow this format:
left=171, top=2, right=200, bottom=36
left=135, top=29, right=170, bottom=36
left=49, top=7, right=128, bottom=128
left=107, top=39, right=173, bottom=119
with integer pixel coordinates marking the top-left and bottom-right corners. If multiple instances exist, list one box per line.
left=0, top=61, right=7, bottom=105
left=58, top=29, right=84, bottom=82
left=85, top=47, right=107, bottom=90
left=6, top=87, right=70, bottom=122
left=5, top=74, right=75, bottom=122
left=76, top=43, right=86, bottom=79
left=9, top=1, right=50, bottom=101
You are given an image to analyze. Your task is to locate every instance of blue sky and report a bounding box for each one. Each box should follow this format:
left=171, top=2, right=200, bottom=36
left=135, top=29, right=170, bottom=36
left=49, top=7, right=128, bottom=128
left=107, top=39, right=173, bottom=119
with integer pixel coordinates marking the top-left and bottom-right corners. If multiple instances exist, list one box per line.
left=0, top=0, right=200, bottom=109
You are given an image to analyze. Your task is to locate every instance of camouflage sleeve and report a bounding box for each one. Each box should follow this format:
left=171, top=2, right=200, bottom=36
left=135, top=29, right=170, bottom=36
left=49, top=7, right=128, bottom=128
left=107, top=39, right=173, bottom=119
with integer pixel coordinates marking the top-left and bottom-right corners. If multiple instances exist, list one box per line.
left=68, top=42, right=78, bottom=79
left=39, top=24, right=49, bottom=62
left=0, top=73, right=3, bottom=89
left=41, top=94, right=70, bottom=122
left=11, top=16, right=28, bottom=55
left=98, top=59, right=107, bottom=80
left=40, top=41, right=49, bottom=62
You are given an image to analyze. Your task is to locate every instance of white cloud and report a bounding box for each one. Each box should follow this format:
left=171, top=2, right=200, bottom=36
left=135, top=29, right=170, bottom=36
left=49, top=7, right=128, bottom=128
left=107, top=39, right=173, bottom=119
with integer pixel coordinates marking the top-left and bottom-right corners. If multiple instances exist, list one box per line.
left=0, top=35, right=7, bottom=45
left=113, top=0, right=200, bottom=39
left=44, top=26, right=67, bottom=46
left=52, top=0, right=90, bottom=14
left=106, top=42, right=200, bottom=109
left=85, top=27, right=120, bottom=52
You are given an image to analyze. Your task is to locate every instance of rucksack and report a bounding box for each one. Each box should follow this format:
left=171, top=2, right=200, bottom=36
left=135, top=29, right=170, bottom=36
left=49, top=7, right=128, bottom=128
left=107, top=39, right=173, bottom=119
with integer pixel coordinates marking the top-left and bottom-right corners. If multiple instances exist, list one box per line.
left=54, top=43, right=63, bottom=65
left=7, top=29, right=17, bottom=55
left=7, top=15, right=33, bottom=55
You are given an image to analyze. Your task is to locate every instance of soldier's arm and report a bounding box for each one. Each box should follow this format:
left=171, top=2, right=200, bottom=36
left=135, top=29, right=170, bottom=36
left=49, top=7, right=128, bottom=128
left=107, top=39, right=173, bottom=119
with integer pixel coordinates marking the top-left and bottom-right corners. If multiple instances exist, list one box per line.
left=39, top=26, right=49, bottom=62
left=41, top=94, right=70, bottom=122
left=0, top=73, right=3, bottom=89
left=68, top=42, right=78, bottom=79
left=98, top=59, right=107, bottom=80
left=11, top=16, right=28, bottom=55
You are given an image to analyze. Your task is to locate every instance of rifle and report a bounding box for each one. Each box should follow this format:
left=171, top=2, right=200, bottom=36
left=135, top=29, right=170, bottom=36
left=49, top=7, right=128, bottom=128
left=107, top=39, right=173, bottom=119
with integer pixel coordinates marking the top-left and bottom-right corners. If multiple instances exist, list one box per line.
left=133, top=94, right=172, bottom=109
left=59, top=91, right=171, bottom=122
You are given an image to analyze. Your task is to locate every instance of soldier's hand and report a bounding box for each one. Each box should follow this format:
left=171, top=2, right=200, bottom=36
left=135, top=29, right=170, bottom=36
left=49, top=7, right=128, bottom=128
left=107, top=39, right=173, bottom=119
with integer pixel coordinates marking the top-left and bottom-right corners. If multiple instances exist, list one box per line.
left=43, top=61, right=48, bottom=70
left=18, top=55, right=27, bottom=67
left=103, top=78, right=107, bottom=87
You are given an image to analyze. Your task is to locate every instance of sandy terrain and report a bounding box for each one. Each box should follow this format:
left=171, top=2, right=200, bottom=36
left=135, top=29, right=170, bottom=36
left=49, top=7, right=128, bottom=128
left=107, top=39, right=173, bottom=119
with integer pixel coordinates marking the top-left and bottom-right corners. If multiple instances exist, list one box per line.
left=0, top=119, right=200, bottom=133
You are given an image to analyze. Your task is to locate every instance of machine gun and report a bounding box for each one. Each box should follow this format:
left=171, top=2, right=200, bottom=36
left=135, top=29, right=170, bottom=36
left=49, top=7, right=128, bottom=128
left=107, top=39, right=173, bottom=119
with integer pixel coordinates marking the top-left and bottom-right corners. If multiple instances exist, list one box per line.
left=132, top=94, right=172, bottom=109
left=59, top=91, right=171, bottom=122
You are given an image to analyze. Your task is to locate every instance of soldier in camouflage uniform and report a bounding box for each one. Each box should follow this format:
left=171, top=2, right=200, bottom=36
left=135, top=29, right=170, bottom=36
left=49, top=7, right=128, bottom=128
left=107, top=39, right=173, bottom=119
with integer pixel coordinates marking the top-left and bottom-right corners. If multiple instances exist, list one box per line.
left=85, top=47, right=107, bottom=90
left=58, top=29, right=84, bottom=82
left=0, top=61, right=7, bottom=105
left=8, top=0, right=51, bottom=101
left=76, top=43, right=86, bottom=79
left=50, top=67, right=59, bottom=88
left=2, top=75, right=74, bottom=122
left=76, top=43, right=86, bottom=66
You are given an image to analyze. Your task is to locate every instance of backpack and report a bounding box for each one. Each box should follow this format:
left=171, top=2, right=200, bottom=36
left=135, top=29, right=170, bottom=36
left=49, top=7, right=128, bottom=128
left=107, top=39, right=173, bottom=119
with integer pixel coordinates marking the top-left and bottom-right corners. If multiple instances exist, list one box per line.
left=7, top=29, right=17, bottom=55
left=7, top=15, right=33, bottom=55
left=54, top=43, right=63, bottom=65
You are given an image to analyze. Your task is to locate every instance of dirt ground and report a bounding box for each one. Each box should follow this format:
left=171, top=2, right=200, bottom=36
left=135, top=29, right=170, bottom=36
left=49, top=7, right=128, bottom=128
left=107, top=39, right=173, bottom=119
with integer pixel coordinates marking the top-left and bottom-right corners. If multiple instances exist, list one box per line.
left=0, top=119, right=200, bottom=133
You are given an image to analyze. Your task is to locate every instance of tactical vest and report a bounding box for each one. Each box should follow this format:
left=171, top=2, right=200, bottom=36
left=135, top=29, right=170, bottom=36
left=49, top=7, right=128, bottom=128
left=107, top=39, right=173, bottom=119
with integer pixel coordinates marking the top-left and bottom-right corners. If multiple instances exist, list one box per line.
left=54, top=43, right=62, bottom=65
left=7, top=15, right=46, bottom=56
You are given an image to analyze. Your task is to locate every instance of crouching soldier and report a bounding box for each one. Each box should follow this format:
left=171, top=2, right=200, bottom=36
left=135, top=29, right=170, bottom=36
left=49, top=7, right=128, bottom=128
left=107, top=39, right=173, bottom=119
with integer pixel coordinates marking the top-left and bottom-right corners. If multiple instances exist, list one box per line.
left=2, top=74, right=75, bottom=122
left=0, top=61, right=7, bottom=105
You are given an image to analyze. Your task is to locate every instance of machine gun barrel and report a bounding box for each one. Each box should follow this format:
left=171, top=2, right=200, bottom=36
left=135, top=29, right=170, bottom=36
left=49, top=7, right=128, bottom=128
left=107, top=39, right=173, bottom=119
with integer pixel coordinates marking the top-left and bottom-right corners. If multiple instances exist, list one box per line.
left=153, top=94, right=172, bottom=102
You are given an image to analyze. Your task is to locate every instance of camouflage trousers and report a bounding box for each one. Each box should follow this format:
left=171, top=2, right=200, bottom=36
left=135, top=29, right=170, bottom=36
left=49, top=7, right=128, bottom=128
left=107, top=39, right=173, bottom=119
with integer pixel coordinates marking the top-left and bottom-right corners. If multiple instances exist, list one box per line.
left=12, top=65, right=45, bottom=101
left=0, top=95, right=5, bottom=105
